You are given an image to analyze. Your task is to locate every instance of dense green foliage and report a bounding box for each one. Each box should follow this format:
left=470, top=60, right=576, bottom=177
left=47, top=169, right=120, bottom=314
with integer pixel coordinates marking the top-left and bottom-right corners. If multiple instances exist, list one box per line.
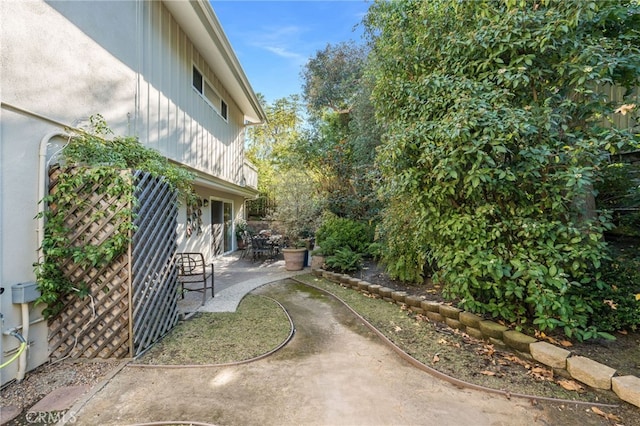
left=302, top=42, right=368, bottom=115
left=314, top=214, right=374, bottom=272
left=246, top=95, right=306, bottom=219
left=35, top=116, right=194, bottom=318
left=325, top=248, right=363, bottom=273
left=270, top=169, right=324, bottom=244
left=365, top=0, right=640, bottom=339
left=296, top=42, right=383, bottom=221
left=591, top=244, right=640, bottom=332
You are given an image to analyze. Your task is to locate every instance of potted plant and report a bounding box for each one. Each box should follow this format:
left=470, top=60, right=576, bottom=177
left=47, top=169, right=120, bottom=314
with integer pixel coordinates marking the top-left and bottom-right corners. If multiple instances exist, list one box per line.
left=235, top=219, right=249, bottom=249
left=271, top=169, right=323, bottom=271
left=282, top=241, right=308, bottom=271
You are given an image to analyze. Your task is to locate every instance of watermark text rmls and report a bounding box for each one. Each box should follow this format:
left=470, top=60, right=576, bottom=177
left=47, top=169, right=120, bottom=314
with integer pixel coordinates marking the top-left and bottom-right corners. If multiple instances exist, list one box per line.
left=25, top=411, right=77, bottom=424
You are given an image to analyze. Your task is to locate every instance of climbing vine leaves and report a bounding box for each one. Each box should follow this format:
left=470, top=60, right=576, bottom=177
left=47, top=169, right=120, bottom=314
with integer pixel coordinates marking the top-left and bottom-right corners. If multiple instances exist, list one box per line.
left=35, top=116, right=194, bottom=318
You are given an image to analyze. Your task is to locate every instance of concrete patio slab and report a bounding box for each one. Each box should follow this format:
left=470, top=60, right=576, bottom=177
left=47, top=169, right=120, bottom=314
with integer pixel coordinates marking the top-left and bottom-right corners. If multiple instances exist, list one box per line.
left=28, top=385, right=89, bottom=413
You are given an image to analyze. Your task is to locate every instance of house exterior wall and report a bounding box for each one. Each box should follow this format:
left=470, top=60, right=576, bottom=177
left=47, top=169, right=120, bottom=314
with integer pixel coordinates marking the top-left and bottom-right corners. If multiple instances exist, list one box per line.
left=176, top=190, right=248, bottom=262
left=137, top=1, right=247, bottom=187
left=0, top=0, right=261, bottom=385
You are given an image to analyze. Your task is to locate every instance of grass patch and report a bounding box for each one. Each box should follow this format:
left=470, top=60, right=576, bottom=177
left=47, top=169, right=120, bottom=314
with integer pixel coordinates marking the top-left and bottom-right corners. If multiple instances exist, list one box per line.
left=135, top=294, right=291, bottom=365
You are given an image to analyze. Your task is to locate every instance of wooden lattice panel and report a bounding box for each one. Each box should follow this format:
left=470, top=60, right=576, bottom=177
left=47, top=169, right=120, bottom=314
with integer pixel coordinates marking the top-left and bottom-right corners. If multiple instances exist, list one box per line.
left=130, top=171, right=179, bottom=356
left=47, top=167, right=132, bottom=359
left=48, top=257, right=131, bottom=359
left=47, top=168, right=179, bottom=359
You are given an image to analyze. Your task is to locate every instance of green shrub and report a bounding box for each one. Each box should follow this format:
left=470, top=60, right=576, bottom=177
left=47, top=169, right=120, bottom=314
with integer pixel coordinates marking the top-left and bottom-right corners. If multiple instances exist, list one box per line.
left=314, top=213, right=374, bottom=257
left=365, top=0, right=639, bottom=340
left=585, top=244, right=640, bottom=332
left=326, top=248, right=363, bottom=273
left=366, top=242, right=383, bottom=261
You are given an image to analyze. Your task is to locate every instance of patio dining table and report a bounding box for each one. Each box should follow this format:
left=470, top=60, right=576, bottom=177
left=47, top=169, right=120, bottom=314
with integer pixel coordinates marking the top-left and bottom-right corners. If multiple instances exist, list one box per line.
left=251, top=234, right=283, bottom=260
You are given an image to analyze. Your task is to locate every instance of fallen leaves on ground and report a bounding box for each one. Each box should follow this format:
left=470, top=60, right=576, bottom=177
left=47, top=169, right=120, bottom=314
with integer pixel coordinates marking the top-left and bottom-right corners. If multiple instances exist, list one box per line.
left=558, top=379, right=584, bottom=392
left=591, top=406, right=622, bottom=422
left=476, top=343, right=496, bottom=358
left=534, top=330, right=573, bottom=347
left=528, top=366, right=554, bottom=381
left=502, top=354, right=530, bottom=369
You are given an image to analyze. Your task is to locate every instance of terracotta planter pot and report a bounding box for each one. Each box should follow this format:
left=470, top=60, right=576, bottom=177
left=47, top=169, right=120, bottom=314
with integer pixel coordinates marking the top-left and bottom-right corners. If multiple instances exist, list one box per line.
left=282, top=248, right=307, bottom=271
left=311, top=255, right=325, bottom=270
left=237, top=238, right=246, bottom=249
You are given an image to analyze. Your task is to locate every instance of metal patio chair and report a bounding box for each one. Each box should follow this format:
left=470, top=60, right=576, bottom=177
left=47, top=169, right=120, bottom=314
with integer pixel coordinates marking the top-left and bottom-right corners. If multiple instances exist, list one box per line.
left=175, top=252, right=214, bottom=305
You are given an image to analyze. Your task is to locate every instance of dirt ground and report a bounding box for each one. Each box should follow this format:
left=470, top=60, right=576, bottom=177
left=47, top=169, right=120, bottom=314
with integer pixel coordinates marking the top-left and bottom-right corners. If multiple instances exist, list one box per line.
left=356, top=260, right=640, bottom=380
left=69, top=281, right=634, bottom=425
left=2, top=256, right=638, bottom=425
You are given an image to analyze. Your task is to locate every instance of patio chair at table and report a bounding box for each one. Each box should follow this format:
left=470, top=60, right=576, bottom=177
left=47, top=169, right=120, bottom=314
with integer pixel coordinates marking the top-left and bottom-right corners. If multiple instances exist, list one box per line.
left=252, top=236, right=273, bottom=261
left=239, top=231, right=253, bottom=259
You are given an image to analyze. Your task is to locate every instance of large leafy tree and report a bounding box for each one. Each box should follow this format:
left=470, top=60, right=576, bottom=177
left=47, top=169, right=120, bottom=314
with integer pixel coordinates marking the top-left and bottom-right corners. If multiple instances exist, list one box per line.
left=296, top=42, right=383, bottom=220
left=365, top=0, right=640, bottom=339
left=246, top=94, right=304, bottom=167
left=302, top=41, right=368, bottom=115
left=246, top=94, right=305, bottom=217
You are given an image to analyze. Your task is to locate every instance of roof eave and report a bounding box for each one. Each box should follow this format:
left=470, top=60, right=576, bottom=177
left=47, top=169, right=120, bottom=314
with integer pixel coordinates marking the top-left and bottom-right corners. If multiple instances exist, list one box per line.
left=163, top=0, right=266, bottom=124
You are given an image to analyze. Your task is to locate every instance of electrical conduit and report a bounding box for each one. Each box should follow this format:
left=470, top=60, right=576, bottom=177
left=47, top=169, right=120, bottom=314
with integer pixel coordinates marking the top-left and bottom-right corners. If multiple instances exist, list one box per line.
left=16, top=303, right=30, bottom=381
left=0, top=331, right=26, bottom=369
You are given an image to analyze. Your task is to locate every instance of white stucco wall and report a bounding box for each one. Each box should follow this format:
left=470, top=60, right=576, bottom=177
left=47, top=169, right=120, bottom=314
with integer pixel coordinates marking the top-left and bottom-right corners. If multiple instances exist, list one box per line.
left=2, top=0, right=138, bottom=131
left=175, top=189, right=247, bottom=261
left=0, top=0, right=138, bottom=385
left=1, top=0, right=257, bottom=385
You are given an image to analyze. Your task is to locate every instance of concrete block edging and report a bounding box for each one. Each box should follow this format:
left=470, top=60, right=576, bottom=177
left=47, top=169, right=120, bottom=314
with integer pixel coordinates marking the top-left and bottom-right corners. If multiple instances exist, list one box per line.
left=313, top=268, right=640, bottom=408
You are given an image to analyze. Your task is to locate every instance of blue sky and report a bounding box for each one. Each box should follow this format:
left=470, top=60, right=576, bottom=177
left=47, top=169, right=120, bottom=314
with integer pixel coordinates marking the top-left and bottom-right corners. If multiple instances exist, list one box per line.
left=211, top=1, right=371, bottom=105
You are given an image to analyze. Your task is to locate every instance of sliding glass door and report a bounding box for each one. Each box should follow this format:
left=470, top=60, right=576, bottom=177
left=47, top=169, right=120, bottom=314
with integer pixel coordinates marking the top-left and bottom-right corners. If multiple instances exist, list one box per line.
left=210, top=199, right=233, bottom=256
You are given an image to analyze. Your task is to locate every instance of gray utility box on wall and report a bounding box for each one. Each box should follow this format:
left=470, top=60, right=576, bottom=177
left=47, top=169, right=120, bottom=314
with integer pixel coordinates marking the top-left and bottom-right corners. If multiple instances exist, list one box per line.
left=12, top=282, right=40, bottom=304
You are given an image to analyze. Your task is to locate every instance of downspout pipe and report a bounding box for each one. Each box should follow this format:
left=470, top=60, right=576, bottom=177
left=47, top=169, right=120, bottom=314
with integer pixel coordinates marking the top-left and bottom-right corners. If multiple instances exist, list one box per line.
left=38, top=131, right=72, bottom=261
left=16, top=303, right=29, bottom=382
left=16, top=131, right=72, bottom=382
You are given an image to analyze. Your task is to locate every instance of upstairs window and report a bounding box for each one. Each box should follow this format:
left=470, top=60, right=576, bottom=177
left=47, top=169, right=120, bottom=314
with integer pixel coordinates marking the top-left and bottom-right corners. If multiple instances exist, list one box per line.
left=192, top=67, right=203, bottom=94
left=221, top=100, right=228, bottom=121
left=193, top=65, right=228, bottom=121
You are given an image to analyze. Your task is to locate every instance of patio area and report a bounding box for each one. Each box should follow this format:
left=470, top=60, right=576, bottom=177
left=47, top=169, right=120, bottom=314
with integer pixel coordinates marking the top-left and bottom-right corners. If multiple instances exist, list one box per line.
left=177, top=250, right=309, bottom=314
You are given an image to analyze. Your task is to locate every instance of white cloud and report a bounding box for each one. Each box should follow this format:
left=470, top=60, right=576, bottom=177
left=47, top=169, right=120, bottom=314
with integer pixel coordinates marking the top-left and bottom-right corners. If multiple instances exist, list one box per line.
left=250, top=25, right=308, bottom=63
left=263, top=46, right=305, bottom=60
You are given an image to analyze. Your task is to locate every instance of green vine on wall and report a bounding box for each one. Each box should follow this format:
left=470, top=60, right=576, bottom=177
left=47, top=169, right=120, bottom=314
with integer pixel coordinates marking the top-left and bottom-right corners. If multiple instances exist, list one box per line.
left=35, top=115, right=195, bottom=318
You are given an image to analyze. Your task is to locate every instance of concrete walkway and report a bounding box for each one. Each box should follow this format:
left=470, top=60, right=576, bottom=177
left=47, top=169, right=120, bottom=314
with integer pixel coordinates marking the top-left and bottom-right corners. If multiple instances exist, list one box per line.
left=177, top=251, right=308, bottom=314
left=62, top=254, right=624, bottom=426
left=71, top=281, right=563, bottom=426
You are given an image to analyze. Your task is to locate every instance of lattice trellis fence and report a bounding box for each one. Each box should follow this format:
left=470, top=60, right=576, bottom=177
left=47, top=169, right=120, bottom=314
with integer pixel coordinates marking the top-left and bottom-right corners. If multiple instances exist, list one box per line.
left=48, top=168, right=179, bottom=359
left=130, top=170, right=179, bottom=355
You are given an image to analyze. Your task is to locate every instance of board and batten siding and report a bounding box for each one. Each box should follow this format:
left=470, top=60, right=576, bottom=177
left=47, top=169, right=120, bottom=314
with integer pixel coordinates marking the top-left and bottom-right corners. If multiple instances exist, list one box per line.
left=596, top=84, right=639, bottom=130
left=137, top=1, right=245, bottom=187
